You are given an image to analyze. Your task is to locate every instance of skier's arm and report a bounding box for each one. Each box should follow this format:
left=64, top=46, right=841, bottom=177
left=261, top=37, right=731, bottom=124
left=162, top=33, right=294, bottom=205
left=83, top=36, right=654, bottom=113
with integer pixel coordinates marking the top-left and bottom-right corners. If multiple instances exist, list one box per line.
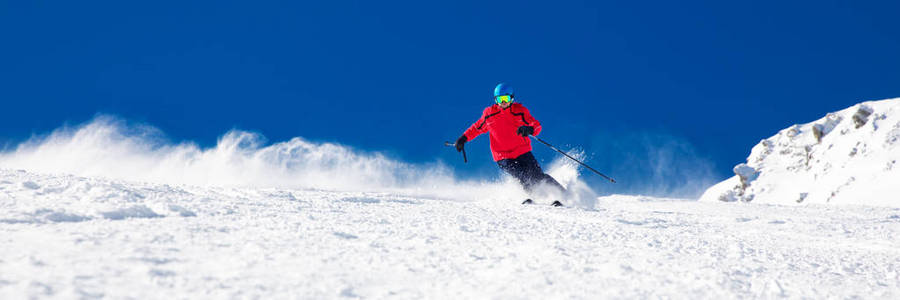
left=463, top=109, right=490, bottom=141
left=521, top=106, right=542, bottom=136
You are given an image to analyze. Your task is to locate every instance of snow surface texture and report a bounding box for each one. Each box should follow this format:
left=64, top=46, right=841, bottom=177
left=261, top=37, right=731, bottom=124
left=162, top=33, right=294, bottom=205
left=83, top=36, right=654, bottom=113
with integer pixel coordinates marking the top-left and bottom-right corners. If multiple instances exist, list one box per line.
left=0, top=116, right=596, bottom=208
left=701, top=98, right=900, bottom=206
left=2, top=169, right=899, bottom=298
left=3, top=114, right=900, bottom=298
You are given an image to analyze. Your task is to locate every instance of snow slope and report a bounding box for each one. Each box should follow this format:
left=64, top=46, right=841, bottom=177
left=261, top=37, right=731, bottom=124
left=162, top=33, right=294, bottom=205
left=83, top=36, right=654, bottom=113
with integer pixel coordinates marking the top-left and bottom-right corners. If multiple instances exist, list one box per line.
left=2, top=116, right=900, bottom=298
left=2, top=168, right=900, bottom=299
left=701, top=98, right=900, bottom=206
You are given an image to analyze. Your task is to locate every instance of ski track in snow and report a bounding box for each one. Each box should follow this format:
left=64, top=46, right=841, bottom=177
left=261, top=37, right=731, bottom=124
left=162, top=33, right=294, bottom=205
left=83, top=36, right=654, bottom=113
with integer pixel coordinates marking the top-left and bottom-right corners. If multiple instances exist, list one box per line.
left=1, top=169, right=899, bottom=299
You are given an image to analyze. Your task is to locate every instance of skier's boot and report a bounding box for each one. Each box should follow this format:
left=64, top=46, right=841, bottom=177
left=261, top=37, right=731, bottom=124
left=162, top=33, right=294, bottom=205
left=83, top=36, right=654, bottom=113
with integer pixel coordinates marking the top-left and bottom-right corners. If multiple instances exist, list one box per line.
left=522, top=199, right=534, bottom=205
left=551, top=200, right=563, bottom=207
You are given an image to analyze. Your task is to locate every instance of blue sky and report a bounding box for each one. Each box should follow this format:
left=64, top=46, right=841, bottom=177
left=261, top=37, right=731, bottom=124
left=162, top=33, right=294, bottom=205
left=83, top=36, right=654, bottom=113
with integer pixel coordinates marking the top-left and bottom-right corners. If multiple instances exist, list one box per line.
left=2, top=1, right=899, bottom=196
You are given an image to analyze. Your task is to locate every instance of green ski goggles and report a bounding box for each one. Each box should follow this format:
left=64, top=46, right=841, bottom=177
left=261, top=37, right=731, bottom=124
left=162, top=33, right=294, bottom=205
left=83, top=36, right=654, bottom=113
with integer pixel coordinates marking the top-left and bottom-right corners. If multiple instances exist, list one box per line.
left=495, top=94, right=512, bottom=104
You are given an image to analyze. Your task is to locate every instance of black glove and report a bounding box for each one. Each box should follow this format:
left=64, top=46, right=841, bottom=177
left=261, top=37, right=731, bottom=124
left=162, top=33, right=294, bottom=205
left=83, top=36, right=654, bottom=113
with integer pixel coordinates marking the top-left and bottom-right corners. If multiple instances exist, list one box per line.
left=455, top=135, right=467, bottom=152
left=517, top=126, right=535, bottom=137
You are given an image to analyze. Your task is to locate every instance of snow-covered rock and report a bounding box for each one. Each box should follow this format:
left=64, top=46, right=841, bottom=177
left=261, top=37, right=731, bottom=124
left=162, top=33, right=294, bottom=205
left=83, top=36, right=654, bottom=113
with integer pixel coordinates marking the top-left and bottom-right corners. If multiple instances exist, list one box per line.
left=700, top=98, right=900, bottom=206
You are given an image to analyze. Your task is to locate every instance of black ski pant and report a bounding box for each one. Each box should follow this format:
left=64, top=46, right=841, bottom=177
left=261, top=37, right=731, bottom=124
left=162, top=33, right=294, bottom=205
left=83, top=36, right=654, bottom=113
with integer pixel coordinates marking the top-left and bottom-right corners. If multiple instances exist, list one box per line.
left=497, top=151, right=566, bottom=195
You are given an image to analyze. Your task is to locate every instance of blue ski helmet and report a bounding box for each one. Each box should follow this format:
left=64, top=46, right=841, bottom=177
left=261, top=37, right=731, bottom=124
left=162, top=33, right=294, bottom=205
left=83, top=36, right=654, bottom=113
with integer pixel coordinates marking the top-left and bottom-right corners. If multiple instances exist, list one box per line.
left=494, top=83, right=514, bottom=97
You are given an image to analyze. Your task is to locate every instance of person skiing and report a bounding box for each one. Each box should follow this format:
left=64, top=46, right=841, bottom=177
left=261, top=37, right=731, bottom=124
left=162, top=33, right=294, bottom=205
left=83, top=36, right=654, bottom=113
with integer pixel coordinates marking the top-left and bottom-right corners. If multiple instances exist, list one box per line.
left=455, top=83, right=567, bottom=206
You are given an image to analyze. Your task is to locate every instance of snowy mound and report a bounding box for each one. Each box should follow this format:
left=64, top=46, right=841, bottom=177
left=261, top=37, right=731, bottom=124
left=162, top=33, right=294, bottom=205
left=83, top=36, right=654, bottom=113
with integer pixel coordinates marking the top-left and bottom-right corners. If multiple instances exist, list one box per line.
left=700, top=98, right=900, bottom=206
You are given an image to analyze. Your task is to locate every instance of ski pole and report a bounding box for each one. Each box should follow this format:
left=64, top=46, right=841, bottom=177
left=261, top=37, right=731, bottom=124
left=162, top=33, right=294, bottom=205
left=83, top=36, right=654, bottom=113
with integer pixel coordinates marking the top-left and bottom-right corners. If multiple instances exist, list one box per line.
left=529, top=136, right=616, bottom=183
left=443, top=141, right=468, bottom=163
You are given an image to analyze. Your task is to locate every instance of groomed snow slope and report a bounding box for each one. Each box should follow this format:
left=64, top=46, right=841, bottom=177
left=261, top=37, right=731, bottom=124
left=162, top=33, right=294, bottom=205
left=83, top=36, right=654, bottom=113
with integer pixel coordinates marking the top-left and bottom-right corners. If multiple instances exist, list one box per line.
left=2, top=169, right=899, bottom=299
left=701, top=98, right=900, bottom=206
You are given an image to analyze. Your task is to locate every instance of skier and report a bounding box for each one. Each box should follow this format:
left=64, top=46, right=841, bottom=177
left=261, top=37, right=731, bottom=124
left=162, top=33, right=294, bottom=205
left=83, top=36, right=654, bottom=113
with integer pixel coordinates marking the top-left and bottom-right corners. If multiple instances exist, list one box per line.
left=455, top=83, right=567, bottom=206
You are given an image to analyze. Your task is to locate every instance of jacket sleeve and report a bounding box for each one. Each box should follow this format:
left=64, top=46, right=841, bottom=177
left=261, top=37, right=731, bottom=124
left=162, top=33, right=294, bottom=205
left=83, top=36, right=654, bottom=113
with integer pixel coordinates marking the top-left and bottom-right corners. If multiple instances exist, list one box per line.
left=521, top=105, right=542, bottom=136
left=463, top=109, right=490, bottom=141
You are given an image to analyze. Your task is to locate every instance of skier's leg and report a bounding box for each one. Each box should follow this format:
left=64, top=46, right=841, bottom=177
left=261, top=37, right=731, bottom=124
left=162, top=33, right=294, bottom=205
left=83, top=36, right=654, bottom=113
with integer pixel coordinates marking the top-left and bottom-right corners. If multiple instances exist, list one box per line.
left=517, top=152, right=567, bottom=195
left=539, top=173, right=566, bottom=194
left=509, top=152, right=545, bottom=193
left=497, top=157, right=530, bottom=189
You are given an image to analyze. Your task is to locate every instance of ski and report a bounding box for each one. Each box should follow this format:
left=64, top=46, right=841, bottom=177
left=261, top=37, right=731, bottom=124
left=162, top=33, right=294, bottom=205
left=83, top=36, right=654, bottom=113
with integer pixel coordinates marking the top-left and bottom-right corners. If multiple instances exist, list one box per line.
left=521, top=198, right=564, bottom=207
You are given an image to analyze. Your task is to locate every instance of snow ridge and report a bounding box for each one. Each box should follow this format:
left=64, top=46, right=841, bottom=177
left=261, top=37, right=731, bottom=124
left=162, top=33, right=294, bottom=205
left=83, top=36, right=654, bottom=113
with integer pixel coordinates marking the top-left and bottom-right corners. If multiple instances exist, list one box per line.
left=701, top=98, right=900, bottom=206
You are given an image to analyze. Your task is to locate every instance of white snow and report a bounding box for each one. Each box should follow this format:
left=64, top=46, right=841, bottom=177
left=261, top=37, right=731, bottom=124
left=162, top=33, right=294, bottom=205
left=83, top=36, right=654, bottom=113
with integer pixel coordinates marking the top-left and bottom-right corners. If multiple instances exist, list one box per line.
left=701, top=98, right=900, bottom=206
left=2, top=114, right=900, bottom=298
left=1, top=169, right=899, bottom=298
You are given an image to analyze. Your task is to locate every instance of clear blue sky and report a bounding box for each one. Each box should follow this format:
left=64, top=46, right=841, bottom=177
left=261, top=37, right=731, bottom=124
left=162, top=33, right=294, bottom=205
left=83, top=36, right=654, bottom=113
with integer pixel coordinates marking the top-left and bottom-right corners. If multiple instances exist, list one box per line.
left=2, top=1, right=899, bottom=196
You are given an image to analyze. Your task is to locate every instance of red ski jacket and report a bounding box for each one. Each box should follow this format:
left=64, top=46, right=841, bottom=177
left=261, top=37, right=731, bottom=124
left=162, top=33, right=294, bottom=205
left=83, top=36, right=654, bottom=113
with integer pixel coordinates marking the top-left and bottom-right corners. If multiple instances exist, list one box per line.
left=463, top=103, right=542, bottom=161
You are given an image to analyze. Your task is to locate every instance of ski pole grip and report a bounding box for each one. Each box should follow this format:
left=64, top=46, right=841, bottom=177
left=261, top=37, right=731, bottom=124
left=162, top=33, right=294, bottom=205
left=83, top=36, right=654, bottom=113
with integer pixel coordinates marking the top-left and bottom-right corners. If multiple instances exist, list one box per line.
left=444, top=141, right=468, bottom=163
